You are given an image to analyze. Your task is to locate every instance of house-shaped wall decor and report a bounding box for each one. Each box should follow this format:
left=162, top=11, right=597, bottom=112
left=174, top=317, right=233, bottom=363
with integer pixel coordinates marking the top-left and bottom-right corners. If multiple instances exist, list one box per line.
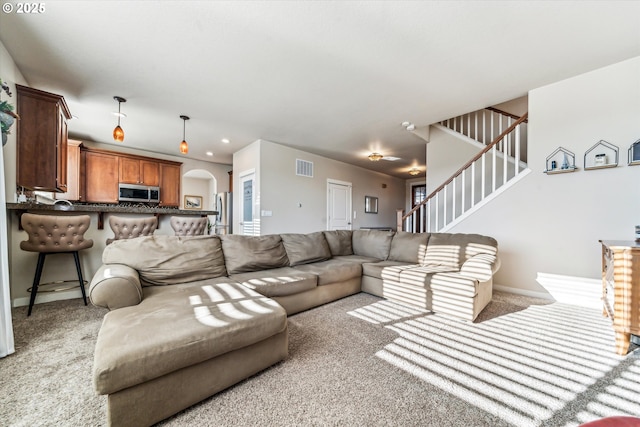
left=544, top=147, right=578, bottom=174
left=628, top=139, right=640, bottom=166
left=584, top=140, right=619, bottom=170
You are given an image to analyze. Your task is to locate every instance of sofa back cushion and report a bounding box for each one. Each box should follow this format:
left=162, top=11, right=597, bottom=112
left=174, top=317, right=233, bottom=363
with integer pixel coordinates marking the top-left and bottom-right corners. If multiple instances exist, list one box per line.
left=102, top=235, right=227, bottom=285
left=322, top=230, right=353, bottom=256
left=423, top=233, right=498, bottom=269
left=352, top=229, right=394, bottom=260
left=388, top=232, right=430, bottom=264
left=221, top=234, right=290, bottom=274
left=281, top=232, right=332, bottom=266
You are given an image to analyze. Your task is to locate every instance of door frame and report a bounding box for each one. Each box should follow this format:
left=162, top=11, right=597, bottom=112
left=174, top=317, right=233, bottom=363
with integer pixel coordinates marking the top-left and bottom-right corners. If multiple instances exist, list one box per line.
left=238, top=169, right=256, bottom=235
left=326, top=178, right=353, bottom=230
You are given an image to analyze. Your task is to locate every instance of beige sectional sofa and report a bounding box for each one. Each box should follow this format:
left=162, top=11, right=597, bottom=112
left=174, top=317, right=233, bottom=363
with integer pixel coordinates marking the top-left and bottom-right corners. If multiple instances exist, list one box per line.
left=89, top=229, right=499, bottom=426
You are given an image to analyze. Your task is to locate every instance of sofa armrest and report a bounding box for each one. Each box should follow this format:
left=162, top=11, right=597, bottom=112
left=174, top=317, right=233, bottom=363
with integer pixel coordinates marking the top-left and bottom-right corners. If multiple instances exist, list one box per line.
left=89, top=264, right=143, bottom=310
left=459, top=254, right=498, bottom=281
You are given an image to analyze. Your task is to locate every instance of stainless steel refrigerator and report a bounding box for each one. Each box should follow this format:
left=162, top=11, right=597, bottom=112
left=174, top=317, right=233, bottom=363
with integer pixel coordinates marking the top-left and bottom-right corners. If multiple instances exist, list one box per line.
left=214, top=192, right=232, bottom=234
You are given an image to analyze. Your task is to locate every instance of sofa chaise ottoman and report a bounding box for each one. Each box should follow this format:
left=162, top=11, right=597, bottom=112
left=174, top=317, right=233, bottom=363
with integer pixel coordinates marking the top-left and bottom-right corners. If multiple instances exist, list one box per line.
left=90, top=236, right=288, bottom=426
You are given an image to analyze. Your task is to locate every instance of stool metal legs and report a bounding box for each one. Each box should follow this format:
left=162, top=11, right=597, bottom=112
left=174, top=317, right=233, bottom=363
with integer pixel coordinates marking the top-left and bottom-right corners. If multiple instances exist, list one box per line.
left=27, top=253, right=46, bottom=317
left=27, top=251, right=88, bottom=317
left=72, top=251, right=88, bottom=307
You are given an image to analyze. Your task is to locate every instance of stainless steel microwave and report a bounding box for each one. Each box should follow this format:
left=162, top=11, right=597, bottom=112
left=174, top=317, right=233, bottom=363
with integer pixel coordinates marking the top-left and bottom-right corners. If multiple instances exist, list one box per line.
left=118, top=183, right=160, bottom=203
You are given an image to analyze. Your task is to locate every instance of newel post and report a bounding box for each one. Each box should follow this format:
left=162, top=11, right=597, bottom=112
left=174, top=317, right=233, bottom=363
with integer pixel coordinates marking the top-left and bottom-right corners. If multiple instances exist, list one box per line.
left=396, top=209, right=404, bottom=232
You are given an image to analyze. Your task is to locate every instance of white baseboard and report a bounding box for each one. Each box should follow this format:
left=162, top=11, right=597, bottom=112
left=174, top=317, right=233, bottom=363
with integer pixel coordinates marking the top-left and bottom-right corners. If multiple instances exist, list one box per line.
left=494, top=272, right=602, bottom=310
left=13, top=288, right=84, bottom=308
left=493, top=284, right=554, bottom=300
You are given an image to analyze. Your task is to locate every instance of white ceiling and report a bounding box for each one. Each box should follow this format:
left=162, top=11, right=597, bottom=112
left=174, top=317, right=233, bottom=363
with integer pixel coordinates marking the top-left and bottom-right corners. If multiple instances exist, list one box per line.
left=1, top=1, right=639, bottom=178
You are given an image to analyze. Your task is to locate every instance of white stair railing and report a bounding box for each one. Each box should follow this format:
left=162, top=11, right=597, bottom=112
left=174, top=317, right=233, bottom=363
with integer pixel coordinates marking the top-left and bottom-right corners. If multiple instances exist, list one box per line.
left=399, top=112, right=528, bottom=233
left=439, top=107, right=528, bottom=164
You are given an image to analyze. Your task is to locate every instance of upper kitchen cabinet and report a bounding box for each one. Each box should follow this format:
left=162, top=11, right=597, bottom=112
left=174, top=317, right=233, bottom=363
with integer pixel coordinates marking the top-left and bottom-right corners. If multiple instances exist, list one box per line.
left=119, top=157, right=160, bottom=186
left=56, top=139, right=83, bottom=201
left=159, top=163, right=181, bottom=207
left=16, top=84, right=71, bottom=192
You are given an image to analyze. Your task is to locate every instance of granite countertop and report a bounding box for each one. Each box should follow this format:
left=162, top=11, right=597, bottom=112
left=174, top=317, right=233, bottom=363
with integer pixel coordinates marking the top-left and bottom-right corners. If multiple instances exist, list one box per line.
left=6, top=202, right=217, bottom=216
left=6, top=202, right=217, bottom=229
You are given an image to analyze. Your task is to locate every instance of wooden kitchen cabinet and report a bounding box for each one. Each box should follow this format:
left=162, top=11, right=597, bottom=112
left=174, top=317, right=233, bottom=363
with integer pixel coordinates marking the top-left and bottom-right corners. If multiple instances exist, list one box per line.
left=600, top=240, right=640, bottom=355
left=81, top=149, right=119, bottom=203
left=56, top=139, right=82, bottom=201
left=80, top=146, right=181, bottom=205
left=16, top=84, right=71, bottom=192
left=119, top=157, right=160, bottom=186
left=159, top=163, right=181, bottom=207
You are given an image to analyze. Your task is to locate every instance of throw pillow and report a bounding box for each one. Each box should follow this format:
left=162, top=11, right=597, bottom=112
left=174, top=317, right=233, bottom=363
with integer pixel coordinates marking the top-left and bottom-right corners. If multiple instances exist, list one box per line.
left=103, top=235, right=227, bottom=285
left=280, top=232, right=332, bottom=266
left=351, top=229, right=394, bottom=260
left=423, top=233, right=498, bottom=269
left=221, top=234, right=290, bottom=274
left=388, top=231, right=430, bottom=263
left=322, top=230, right=353, bottom=256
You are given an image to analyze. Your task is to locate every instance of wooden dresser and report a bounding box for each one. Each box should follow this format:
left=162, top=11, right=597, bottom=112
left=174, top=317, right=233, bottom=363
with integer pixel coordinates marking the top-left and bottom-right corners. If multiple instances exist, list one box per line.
left=600, top=240, right=640, bottom=355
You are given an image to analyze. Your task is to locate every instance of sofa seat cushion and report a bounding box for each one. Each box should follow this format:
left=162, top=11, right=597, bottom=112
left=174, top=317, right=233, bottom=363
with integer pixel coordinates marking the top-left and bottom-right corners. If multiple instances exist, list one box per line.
left=220, top=234, right=290, bottom=274
left=333, top=254, right=380, bottom=264
left=229, top=267, right=318, bottom=297
left=371, top=265, right=454, bottom=310
left=293, top=259, right=362, bottom=285
left=362, top=261, right=418, bottom=280
left=102, top=235, right=227, bottom=285
left=398, top=265, right=459, bottom=288
left=280, top=232, right=332, bottom=266
left=93, top=279, right=287, bottom=395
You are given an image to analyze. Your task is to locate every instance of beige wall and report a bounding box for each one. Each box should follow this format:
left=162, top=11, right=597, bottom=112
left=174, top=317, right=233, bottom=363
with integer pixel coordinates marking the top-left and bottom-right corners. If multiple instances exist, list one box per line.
left=447, top=56, right=640, bottom=304
left=232, top=140, right=261, bottom=235
left=257, top=140, right=406, bottom=234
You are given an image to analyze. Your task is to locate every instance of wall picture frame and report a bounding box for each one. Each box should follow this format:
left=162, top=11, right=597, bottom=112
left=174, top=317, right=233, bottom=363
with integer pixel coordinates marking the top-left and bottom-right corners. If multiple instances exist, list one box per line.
left=184, top=195, right=203, bottom=210
left=364, top=195, right=378, bottom=214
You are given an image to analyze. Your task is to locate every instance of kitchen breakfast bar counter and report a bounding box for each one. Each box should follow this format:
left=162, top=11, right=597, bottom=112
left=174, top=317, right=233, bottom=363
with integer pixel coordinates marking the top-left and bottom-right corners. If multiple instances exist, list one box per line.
left=6, top=202, right=218, bottom=230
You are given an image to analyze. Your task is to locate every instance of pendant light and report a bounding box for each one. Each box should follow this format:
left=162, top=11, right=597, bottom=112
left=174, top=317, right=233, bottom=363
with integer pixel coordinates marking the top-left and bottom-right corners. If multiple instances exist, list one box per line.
left=112, top=96, right=126, bottom=142
left=179, top=115, right=190, bottom=154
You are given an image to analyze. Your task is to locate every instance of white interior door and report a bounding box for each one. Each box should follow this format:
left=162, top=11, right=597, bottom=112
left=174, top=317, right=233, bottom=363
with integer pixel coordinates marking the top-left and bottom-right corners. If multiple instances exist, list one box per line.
left=239, top=171, right=257, bottom=236
left=327, top=180, right=352, bottom=230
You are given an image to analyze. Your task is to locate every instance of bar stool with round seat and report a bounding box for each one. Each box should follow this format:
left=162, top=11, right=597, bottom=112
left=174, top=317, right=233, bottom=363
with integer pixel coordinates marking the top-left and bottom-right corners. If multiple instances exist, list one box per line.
left=106, top=215, right=158, bottom=245
left=20, top=213, right=94, bottom=316
left=170, top=216, right=208, bottom=236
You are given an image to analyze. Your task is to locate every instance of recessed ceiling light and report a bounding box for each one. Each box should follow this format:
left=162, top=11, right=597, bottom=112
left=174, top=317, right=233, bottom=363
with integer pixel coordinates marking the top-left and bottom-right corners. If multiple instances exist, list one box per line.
left=206, top=151, right=213, bottom=156
left=382, top=156, right=401, bottom=161
left=401, top=121, right=411, bottom=127
left=221, top=138, right=230, bottom=144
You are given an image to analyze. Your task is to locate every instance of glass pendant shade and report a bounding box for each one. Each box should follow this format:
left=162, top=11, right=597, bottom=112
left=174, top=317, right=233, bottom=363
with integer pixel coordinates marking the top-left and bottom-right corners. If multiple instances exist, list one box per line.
left=179, top=140, right=188, bottom=154
left=113, top=96, right=126, bottom=142
left=113, top=125, right=124, bottom=142
left=179, top=115, right=190, bottom=154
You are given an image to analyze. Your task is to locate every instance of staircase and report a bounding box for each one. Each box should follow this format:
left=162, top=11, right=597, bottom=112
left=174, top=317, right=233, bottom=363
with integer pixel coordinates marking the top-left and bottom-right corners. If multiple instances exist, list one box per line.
left=398, top=108, right=529, bottom=233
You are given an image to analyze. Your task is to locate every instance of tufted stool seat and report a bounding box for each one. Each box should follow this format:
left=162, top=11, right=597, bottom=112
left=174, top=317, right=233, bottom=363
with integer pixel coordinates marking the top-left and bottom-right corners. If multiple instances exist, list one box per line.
left=106, top=215, right=158, bottom=245
left=20, top=213, right=94, bottom=316
left=170, top=215, right=208, bottom=236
